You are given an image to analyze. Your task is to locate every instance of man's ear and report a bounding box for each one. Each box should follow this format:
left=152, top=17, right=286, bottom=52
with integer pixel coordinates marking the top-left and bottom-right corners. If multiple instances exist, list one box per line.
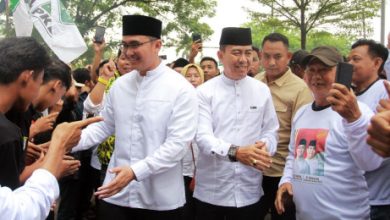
left=50, top=80, right=63, bottom=93
left=18, top=70, right=33, bottom=87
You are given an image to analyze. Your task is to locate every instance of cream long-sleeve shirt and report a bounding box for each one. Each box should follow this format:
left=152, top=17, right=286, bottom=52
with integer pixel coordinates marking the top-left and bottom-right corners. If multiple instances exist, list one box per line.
left=73, top=62, right=198, bottom=210
left=194, top=74, right=279, bottom=207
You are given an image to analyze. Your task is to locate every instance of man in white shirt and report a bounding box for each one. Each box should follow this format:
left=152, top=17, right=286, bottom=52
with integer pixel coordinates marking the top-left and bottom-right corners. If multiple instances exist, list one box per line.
left=275, top=46, right=382, bottom=219
left=72, top=15, right=198, bottom=219
left=194, top=27, right=279, bottom=219
left=348, top=39, right=390, bottom=220
left=384, top=32, right=390, bottom=79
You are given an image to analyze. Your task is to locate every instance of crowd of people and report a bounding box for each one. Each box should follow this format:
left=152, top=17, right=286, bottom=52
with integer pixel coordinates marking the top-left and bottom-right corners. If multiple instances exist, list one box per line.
left=0, top=14, right=390, bottom=220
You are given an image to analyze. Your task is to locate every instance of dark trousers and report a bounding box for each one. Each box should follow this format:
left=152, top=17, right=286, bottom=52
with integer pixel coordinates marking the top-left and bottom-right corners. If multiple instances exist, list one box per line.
left=258, top=176, right=296, bottom=220
left=183, top=176, right=196, bottom=220
left=371, top=205, right=390, bottom=220
left=195, top=198, right=261, bottom=220
left=57, top=153, right=101, bottom=220
left=98, top=200, right=183, bottom=220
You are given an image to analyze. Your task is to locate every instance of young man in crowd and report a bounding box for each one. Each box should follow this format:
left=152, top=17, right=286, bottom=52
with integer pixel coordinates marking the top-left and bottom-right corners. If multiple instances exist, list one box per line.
left=0, top=36, right=101, bottom=220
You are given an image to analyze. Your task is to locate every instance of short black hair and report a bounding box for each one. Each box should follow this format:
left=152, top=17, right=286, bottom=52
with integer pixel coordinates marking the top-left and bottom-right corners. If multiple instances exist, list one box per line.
left=0, top=37, right=51, bottom=85
left=200, top=56, right=218, bottom=68
left=351, top=39, right=389, bottom=73
left=73, top=68, right=91, bottom=84
left=43, top=59, right=72, bottom=90
left=252, top=46, right=260, bottom=53
left=261, top=33, right=289, bottom=48
left=96, top=60, right=109, bottom=76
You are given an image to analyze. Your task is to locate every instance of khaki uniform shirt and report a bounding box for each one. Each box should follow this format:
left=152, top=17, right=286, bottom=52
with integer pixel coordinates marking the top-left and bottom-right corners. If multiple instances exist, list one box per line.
left=255, top=69, right=313, bottom=176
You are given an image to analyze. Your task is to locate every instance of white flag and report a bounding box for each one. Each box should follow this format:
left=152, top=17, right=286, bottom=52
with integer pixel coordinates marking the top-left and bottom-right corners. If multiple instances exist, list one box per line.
left=11, top=0, right=87, bottom=63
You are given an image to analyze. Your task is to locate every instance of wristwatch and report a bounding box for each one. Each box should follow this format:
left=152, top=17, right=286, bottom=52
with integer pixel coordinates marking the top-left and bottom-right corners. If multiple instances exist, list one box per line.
left=228, top=145, right=239, bottom=162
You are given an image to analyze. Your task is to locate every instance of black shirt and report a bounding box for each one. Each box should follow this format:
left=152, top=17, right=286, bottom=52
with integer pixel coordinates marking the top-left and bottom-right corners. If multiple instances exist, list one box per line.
left=0, top=113, right=24, bottom=190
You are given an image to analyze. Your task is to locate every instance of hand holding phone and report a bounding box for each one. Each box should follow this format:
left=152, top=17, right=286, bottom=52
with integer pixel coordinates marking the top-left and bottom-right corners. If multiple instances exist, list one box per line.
left=335, top=62, right=353, bottom=89
left=94, top=26, right=106, bottom=44
left=192, top=33, right=202, bottom=51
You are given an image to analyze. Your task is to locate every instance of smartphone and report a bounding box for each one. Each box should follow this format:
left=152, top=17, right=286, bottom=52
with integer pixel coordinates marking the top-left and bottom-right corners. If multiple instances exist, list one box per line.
left=282, top=191, right=294, bottom=208
left=192, top=33, right=202, bottom=42
left=335, top=62, right=353, bottom=89
left=94, top=26, right=106, bottom=43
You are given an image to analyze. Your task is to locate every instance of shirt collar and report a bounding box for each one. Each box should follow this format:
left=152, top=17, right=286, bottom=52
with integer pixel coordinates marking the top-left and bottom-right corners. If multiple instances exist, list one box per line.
left=135, top=61, right=164, bottom=82
left=221, top=72, right=247, bottom=86
left=264, top=68, right=292, bottom=87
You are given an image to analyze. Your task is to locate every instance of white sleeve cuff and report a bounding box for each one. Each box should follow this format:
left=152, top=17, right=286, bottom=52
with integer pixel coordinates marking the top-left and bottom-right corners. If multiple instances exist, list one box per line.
left=131, top=161, right=152, bottom=182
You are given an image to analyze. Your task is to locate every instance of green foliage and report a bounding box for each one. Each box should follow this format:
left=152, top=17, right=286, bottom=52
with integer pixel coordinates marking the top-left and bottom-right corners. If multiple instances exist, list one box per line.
left=248, top=0, right=380, bottom=49
left=245, top=18, right=354, bottom=56
left=1, top=0, right=216, bottom=66
left=64, top=0, right=216, bottom=64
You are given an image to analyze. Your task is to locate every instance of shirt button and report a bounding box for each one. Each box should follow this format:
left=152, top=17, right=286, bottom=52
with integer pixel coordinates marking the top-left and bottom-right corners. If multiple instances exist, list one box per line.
left=221, top=151, right=224, bottom=154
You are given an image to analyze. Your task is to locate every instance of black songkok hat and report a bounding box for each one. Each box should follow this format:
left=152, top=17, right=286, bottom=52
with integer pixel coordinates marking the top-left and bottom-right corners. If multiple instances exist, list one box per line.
left=219, top=27, right=252, bottom=46
left=122, top=15, right=162, bottom=39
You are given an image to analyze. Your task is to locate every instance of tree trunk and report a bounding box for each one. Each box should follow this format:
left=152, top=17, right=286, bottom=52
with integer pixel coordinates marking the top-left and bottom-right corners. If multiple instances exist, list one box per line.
left=300, top=0, right=306, bottom=49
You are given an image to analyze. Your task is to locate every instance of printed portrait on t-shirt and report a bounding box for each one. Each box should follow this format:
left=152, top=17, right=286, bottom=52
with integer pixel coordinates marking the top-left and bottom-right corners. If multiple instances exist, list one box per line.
left=293, top=128, right=328, bottom=182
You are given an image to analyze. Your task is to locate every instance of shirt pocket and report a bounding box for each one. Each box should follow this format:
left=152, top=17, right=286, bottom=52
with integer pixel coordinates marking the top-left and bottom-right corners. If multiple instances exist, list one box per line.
left=275, top=103, right=287, bottom=113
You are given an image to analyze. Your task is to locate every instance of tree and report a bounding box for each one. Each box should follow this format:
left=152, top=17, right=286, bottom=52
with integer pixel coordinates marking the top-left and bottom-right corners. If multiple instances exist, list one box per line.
left=1, top=0, right=216, bottom=65
left=248, top=0, right=380, bottom=49
left=244, top=18, right=354, bottom=56
left=64, top=0, right=217, bottom=63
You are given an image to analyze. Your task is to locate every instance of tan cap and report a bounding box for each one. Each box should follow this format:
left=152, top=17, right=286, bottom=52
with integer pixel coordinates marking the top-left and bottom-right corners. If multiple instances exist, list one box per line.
left=302, top=46, right=343, bottom=67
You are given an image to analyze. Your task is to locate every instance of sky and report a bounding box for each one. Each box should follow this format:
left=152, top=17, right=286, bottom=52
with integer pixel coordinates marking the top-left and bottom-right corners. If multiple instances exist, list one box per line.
left=160, top=0, right=389, bottom=63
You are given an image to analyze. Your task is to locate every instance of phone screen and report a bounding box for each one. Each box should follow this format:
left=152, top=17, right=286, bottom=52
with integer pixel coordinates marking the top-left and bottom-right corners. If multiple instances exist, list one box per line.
left=94, top=26, right=106, bottom=43
left=192, top=33, right=202, bottom=42
left=335, top=62, right=353, bottom=89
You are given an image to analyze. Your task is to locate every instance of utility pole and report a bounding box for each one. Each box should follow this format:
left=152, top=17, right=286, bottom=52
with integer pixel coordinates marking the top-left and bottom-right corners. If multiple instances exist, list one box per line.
left=380, top=0, right=386, bottom=44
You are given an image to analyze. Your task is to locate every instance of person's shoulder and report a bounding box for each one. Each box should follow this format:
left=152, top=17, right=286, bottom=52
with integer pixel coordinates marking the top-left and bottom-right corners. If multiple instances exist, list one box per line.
left=0, top=115, right=20, bottom=144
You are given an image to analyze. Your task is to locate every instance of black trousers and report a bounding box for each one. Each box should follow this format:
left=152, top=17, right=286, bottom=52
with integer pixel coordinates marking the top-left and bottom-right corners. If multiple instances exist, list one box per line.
left=195, top=198, right=261, bottom=220
left=183, top=176, right=196, bottom=220
left=98, top=200, right=183, bottom=220
left=258, top=176, right=296, bottom=220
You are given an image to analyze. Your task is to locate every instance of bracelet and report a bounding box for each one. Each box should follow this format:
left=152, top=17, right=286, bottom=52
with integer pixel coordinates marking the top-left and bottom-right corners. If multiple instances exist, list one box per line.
left=98, top=77, right=109, bottom=86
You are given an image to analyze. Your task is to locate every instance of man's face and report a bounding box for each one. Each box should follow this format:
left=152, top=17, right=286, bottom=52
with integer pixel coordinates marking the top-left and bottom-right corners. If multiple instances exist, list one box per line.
left=305, top=59, right=336, bottom=103
left=348, top=45, right=381, bottom=86
left=122, top=35, right=161, bottom=75
left=306, top=145, right=316, bottom=159
left=261, top=41, right=291, bottom=78
left=248, top=50, right=261, bottom=76
left=14, top=70, right=44, bottom=112
left=200, top=60, right=219, bottom=81
left=116, top=52, right=132, bottom=75
left=184, top=66, right=202, bottom=88
left=297, top=144, right=305, bottom=158
left=33, top=80, right=67, bottom=112
left=218, top=45, right=253, bottom=80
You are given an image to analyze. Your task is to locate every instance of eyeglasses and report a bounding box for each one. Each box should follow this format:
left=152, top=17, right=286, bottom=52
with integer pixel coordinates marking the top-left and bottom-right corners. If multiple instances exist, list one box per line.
left=118, top=39, right=156, bottom=51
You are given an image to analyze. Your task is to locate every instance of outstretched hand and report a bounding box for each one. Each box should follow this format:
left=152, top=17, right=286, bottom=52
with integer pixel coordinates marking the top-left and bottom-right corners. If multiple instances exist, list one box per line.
left=95, top=166, right=135, bottom=199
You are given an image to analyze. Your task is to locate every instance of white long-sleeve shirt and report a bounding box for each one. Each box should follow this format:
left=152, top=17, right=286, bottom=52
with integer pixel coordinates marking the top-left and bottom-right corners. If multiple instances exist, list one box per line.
left=73, top=62, right=198, bottom=210
left=0, top=169, right=59, bottom=220
left=280, top=102, right=382, bottom=220
left=194, top=74, right=279, bottom=207
left=356, top=78, right=390, bottom=206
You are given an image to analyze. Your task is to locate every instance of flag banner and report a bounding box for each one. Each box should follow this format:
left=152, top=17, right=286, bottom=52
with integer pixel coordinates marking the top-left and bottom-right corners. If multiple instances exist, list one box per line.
left=11, top=0, right=87, bottom=63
